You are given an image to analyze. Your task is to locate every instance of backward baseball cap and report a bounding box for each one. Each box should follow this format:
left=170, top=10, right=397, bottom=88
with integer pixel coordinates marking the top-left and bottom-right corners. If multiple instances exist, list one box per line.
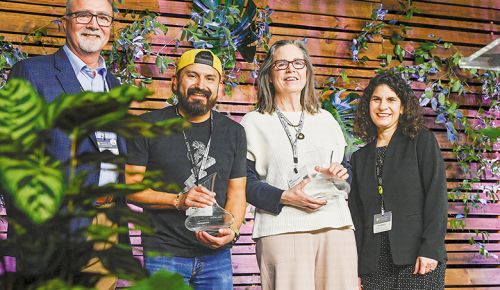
left=176, top=49, right=223, bottom=76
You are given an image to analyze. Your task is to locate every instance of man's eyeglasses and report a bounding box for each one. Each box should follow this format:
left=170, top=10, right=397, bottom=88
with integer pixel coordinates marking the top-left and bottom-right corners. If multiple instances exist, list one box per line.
left=67, top=11, right=114, bottom=27
left=272, top=59, right=307, bottom=71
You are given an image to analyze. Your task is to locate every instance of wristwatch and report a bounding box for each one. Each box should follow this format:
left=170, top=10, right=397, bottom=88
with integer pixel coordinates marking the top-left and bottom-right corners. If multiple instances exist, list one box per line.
left=230, top=227, right=240, bottom=245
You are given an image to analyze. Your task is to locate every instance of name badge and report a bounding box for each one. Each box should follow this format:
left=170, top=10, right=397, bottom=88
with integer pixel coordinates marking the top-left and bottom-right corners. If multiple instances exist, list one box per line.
left=373, top=211, right=392, bottom=233
left=95, top=131, right=119, bottom=154
left=186, top=206, right=213, bottom=217
left=287, top=165, right=309, bottom=188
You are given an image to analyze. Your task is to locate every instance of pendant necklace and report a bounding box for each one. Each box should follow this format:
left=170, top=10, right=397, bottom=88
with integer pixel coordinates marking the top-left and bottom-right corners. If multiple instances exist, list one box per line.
left=275, top=108, right=305, bottom=140
left=275, top=107, right=305, bottom=173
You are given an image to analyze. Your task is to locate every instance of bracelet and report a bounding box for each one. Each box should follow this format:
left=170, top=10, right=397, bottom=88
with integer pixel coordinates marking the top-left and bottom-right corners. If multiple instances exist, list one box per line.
left=230, top=227, right=240, bottom=245
left=174, top=193, right=183, bottom=210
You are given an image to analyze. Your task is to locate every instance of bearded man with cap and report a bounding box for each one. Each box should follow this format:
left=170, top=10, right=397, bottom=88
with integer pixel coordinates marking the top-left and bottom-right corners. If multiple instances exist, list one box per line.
left=125, top=49, right=247, bottom=289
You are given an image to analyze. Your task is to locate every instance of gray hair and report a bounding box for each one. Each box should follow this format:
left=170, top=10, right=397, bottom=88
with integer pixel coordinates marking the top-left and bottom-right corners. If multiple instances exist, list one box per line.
left=256, top=39, right=320, bottom=114
left=65, top=0, right=114, bottom=15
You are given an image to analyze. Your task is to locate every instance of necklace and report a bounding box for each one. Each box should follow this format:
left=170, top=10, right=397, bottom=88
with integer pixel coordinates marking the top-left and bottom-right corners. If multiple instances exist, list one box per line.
left=275, top=107, right=305, bottom=140
left=275, top=107, right=305, bottom=173
left=281, top=115, right=301, bottom=128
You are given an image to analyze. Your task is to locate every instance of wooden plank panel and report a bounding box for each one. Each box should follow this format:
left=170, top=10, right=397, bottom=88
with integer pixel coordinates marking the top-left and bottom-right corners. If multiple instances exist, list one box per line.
left=417, top=0, right=500, bottom=10
left=449, top=203, right=500, bottom=216
left=447, top=244, right=500, bottom=252
left=0, top=1, right=65, bottom=15
left=383, top=0, right=500, bottom=21
left=266, top=10, right=369, bottom=32
left=254, top=0, right=375, bottom=18
left=382, top=39, right=481, bottom=60
left=384, top=14, right=500, bottom=32
left=383, top=26, right=495, bottom=46
left=232, top=254, right=260, bottom=274
left=446, top=233, right=500, bottom=242
left=445, top=288, right=500, bottom=290
left=447, top=252, right=500, bottom=265
left=3, top=0, right=160, bottom=11
left=448, top=218, right=500, bottom=230
left=445, top=269, right=500, bottom=285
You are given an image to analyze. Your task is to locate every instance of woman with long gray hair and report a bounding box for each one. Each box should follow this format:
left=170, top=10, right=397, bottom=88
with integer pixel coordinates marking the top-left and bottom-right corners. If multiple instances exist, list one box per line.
left=240, top=40, right=358, bottom=290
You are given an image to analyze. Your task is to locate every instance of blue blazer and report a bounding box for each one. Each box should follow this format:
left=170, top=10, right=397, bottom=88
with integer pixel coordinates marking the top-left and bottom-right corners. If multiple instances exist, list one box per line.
left=8, top=48, right=126, bottom=185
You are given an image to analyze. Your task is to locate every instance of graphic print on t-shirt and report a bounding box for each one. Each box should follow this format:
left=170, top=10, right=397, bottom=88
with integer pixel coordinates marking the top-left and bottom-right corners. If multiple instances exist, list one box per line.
left=183, top=139, right=216, bottom=190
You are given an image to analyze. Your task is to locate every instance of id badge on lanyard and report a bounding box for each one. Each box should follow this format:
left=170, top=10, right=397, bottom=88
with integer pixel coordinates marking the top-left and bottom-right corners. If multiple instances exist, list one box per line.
left=373, top=158, right=392, bottom=234
left=373, top=211, right=392, bottom=233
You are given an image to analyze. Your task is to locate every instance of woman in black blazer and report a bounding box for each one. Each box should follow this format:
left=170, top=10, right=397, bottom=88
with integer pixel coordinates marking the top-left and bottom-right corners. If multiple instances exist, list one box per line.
left=348, top=72, right=448, bottom=290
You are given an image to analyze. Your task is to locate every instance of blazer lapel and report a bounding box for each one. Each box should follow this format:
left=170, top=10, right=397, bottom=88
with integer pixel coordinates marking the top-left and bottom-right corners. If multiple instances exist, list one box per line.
left=366, top=140, right=377, bottom=189
left=89, top=133, right=98, bottom=151
left=105, top=73, right=120, bottom=89
left=54, top=49, right=82, bottom=95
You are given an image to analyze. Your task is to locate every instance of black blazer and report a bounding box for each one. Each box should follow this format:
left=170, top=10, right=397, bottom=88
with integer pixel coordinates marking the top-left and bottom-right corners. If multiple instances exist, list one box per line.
left=348, top=127, right=448, bottom=275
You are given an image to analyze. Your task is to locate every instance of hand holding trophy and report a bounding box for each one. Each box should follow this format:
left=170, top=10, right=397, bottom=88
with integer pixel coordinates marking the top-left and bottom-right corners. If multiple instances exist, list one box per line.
left=185, top=172, right=235, bottom=235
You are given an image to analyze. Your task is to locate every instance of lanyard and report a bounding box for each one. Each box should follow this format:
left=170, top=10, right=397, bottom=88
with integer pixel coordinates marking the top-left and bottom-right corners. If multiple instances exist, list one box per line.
left=177, top=107, right=213, bottom=186
left=275, top=107, right=304, bottom=173
left=375, top=149, right=386, bottom=214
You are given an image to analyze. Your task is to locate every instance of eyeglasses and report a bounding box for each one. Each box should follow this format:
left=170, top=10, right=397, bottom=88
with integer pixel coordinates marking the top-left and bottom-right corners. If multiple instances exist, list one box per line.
left=272, top=59, right=307, bottom=71
left=67, top=11, right=114, bottom=27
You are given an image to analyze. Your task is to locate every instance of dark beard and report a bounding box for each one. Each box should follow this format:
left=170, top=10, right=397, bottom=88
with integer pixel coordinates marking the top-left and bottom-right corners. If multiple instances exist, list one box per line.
left=176, top=87, right=217, bottom=116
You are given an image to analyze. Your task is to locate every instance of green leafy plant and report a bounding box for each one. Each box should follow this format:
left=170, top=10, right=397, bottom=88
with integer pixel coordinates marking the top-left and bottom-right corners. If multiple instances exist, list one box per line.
left=182, top=0, right=273, bottom=93
left=320, top=74, right=363, bottom=157
left=104, top=10, right=170, bottom=86
left=0, top=79, right=190, bottom=289
left=0, top=36, right=27, bottom=89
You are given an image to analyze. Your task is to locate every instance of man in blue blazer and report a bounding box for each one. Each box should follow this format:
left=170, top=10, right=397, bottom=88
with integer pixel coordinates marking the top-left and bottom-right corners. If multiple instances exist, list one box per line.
left=8, top=0, right=125, bottom=180
left=8, top=0, right=125, bottom=288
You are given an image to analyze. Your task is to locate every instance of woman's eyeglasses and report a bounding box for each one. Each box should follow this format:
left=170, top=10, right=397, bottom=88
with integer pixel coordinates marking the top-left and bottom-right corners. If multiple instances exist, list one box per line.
left=272, top=59, right=307, bottom=71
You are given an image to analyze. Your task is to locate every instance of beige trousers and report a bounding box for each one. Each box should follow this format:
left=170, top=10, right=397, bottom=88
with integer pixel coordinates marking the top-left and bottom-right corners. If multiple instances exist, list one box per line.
left=256, top=228, right=358, bottom=290
left=81, top=209, right=118, bottom=290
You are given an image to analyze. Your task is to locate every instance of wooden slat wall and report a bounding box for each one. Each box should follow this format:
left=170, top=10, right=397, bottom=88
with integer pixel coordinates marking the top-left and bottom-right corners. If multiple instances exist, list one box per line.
left=1, top=0, right=499, bottom=288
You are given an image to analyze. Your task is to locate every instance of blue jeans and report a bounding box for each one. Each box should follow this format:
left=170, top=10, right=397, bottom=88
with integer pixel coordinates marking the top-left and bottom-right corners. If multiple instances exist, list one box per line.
left=144, top=249, right=233, bottom=290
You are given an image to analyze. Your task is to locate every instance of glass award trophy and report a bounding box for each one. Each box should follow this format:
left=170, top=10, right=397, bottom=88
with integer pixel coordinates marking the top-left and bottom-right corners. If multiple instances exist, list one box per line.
left=185, top=172, right=235, bottom=234
left=305, top=172, right=351, bottom=200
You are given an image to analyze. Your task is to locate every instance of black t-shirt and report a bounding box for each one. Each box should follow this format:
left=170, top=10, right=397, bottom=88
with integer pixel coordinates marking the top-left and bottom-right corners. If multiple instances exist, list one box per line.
left=126, top=106, right=247, bottom=257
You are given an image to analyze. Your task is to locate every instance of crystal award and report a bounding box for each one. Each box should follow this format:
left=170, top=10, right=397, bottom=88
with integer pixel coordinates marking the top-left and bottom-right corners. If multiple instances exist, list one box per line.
left=185, top=172, right=235, bottom=234
left=304, top=172, right=351, bottom=200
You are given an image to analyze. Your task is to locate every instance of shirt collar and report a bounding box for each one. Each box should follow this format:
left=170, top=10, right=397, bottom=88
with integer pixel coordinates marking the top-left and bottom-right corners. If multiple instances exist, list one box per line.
left=63, top=45, right=107, bottom=78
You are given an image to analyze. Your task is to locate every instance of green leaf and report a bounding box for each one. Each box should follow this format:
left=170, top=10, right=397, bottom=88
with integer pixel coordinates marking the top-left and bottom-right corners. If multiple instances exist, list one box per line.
left=0, top=153, right=64, bottom=224
left=451, top=79, right=461, bottom=93
left=394, top=44, right=404, bottom=62
left=0, top=78, right=46, bottom=152
left=415, top=55, right=424, bottom=65
left=437, top=93, right=446, bottom=104
left=359, top=55, right=369, bottom=63
left=46, top=85, right=151, bottom=137
left=340, top=71, right=350, bottom=83
left=478, top=127, right=500, bottom=140
left=390, top=32, right=402, bottom=45
left=129, top=270, right=192, bottom=290
left=424, top=89, right=433, bottom=99
left=420, top=42, right=436, bottom=51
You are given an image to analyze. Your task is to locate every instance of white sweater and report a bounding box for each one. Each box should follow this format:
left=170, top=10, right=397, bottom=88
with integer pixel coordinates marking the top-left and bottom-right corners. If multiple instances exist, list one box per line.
left=241, top=109, right=355, bottom=239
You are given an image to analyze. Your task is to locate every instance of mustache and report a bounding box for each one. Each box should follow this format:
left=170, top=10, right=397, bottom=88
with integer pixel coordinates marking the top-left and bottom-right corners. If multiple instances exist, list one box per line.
left=187, top=87, right=211, bottom=98
left=80, top=30, right=102, bottom=37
